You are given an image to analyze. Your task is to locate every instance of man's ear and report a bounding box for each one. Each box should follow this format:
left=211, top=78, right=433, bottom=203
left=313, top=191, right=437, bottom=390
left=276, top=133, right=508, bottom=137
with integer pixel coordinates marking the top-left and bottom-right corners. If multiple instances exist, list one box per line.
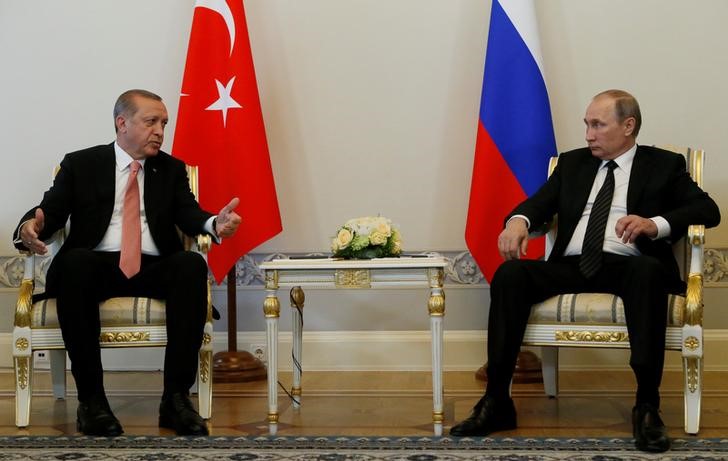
left=115, top=115, right=126, bottom=133
left=623, top=117, right=636, bottom=137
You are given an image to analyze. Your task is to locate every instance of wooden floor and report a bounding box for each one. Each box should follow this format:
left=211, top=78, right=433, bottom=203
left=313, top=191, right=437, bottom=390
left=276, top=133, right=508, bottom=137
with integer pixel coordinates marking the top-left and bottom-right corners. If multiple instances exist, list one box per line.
left=1, top=368, right=727, bottom=437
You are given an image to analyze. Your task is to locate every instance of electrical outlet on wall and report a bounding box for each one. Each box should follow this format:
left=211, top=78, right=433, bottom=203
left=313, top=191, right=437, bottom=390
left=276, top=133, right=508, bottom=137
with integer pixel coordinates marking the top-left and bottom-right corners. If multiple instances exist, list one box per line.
left=250, top=344, right=267, bottom=364
left=34, top=350, right=50, bottom=369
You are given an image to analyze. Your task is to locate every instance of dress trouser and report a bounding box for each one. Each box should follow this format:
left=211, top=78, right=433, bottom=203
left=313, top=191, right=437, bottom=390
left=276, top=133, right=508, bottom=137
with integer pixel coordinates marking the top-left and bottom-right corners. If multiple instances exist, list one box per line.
left=45, top=249, right=208, bottom=402
left=485, top=253, right=674, bottom=407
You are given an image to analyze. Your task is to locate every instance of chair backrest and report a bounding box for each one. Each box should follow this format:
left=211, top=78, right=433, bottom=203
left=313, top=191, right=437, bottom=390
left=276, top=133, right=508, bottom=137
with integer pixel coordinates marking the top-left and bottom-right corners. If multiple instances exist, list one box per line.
left=545, top=146, right=704, bottom=280
left=657, top=146, right=704, bottom=279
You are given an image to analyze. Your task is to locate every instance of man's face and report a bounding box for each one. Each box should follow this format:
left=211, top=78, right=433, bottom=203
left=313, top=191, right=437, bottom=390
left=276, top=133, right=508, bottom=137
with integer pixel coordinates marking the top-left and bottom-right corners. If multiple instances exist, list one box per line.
left=116, top=96, right=168, bottom=159
left=584, top=96, right=635, bottom=160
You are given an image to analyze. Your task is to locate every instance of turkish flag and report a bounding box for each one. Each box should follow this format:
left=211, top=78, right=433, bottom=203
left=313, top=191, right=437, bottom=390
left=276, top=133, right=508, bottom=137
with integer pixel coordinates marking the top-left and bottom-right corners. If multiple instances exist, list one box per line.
left=173, top=0, right=281, bottom=283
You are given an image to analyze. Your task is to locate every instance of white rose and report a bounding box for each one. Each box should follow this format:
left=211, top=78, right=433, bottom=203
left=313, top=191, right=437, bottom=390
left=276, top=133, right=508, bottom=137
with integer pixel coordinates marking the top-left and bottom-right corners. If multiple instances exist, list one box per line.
left=336, top=228, right=353, bottom=250
left=369, top=231, right=387, bottom=246
left=375, top=220, right=392, bottom=237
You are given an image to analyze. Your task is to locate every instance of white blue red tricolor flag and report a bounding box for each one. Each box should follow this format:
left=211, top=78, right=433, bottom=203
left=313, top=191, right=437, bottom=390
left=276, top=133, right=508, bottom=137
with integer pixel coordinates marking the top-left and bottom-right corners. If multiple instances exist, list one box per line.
left=465, top=0, right=556, bottom=282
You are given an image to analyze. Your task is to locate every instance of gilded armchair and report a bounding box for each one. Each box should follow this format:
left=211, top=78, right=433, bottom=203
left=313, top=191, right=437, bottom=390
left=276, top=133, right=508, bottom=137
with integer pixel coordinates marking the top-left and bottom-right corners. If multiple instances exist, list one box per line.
left=12, top=165, right=214, bottom=428
left=522, top=146, right=707, bottom=434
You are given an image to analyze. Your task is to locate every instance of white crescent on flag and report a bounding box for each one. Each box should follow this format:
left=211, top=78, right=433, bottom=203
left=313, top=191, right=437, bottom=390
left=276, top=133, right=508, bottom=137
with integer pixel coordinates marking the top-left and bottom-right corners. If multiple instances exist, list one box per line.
left=195, top=0, right=236, bottom=56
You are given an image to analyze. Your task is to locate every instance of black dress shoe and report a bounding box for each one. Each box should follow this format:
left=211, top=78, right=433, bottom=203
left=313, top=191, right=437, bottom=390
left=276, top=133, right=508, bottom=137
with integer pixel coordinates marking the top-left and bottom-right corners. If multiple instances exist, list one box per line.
left=159, top=392, right=209, bottom=435
left=450, top=395, right=517, bottom=436
left=632, top=403, right=671, bottom=453
left=76, top=395, right=123, bottom=436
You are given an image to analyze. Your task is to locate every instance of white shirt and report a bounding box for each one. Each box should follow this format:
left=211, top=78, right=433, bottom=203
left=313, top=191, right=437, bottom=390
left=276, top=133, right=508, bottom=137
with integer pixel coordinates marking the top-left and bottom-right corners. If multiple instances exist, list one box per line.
left=95, top=143, right=161, bottom=255
left=563, top=144, right=670, bottom=256
left=509, top=144, right=670, bottom=256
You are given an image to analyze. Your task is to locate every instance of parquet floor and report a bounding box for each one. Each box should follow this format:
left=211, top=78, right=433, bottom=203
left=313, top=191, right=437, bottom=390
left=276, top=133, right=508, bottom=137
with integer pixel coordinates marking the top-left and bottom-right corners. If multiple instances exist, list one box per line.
left=1, top=369, right=726, bottom=437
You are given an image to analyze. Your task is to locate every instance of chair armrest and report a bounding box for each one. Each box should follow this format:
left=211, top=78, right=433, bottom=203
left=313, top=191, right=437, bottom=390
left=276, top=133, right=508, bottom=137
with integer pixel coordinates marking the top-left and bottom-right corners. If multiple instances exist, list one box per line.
left=684, top=224, right=705, bottom=327
left=15, top=253, right=35, bottom=328
left=183, top=234, right=212, bottom=254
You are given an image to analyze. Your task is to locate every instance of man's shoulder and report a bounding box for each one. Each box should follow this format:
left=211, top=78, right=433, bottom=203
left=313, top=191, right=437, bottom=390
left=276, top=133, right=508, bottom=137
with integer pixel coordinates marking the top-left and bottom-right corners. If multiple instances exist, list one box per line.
left=146, top=150, right=187, bottom=171
left=63, top=143, right=113, bottom=160
left=556, top=147, right=593, bottom=164
left=637, top=144, right=684, bottom=160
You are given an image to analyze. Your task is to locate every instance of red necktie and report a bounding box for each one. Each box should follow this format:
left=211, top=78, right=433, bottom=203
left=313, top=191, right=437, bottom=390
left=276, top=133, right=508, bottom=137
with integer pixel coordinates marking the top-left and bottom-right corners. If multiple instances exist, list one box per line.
left=119, top=160, right=141, bottom=278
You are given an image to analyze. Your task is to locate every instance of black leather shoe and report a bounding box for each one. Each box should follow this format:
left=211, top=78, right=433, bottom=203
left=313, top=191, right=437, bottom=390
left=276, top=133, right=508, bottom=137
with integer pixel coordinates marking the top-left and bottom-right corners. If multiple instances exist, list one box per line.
left=76, top=395, right=123, bottom=436
left=632, top=403, right=671, bottom=453
left=159, top=392, right=209, bottom=435
left=450, top=395, right=517, bottom=436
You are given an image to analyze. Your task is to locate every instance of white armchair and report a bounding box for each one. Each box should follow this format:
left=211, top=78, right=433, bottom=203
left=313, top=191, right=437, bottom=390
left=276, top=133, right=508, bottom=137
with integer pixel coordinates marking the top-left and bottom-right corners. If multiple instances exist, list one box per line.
left=12, top=165, right=214, bottom=428
left=522, top=146, right=707, bottom=434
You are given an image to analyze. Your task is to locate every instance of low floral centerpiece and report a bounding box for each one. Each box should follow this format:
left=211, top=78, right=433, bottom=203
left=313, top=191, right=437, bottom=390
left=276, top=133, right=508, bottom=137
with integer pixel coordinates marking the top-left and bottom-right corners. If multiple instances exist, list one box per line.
left=331, top=216, right=402, bottom=259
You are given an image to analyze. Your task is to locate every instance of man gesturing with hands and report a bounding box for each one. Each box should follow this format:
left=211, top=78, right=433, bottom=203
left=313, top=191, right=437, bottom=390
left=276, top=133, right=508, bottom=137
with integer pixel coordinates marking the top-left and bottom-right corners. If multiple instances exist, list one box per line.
left=13, top=89, right=241, bottom=437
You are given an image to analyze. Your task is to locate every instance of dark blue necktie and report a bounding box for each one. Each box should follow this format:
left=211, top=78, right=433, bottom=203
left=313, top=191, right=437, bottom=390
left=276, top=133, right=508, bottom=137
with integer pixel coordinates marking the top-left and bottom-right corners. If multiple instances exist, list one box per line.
left=579, top=160, right=618, bottom=278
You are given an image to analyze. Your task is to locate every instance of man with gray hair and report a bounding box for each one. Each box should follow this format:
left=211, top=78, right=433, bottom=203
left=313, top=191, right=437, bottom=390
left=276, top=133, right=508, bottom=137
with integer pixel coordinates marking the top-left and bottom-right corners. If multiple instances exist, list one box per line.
left=451, top=90, right=720, bottom=453
left=14, top=89, right=241, bottom=436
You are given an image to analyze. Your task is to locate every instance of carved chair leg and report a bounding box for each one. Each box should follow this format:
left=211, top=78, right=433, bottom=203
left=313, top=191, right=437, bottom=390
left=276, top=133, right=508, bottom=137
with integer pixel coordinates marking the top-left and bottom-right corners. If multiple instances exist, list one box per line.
left=683, top=356, right=702, bottom=434
left=14, top=355, right=32, bottom=428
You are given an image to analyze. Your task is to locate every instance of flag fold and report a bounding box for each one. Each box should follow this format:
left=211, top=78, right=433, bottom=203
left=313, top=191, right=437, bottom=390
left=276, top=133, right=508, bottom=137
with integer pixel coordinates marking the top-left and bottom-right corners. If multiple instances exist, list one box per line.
left=173, top=0, right=282, bottom=283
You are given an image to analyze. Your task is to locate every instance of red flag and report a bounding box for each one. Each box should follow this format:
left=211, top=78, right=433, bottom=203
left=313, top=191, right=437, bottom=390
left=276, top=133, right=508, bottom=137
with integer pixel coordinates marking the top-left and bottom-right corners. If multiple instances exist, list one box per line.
left=465, top=0, right=555, bottom=282
left=173, top=0, right=281, bottom=283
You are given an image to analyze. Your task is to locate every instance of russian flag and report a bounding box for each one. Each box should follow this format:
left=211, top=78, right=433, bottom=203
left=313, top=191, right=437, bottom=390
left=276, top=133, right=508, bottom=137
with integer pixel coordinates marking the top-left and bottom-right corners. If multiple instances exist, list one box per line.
left=465, top=0, right=557, bottom=282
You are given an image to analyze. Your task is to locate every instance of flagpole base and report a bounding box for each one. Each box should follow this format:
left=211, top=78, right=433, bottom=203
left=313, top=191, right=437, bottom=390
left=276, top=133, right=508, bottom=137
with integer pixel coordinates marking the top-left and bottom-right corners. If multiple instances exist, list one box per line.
left=213, top=351, right=267, bottom=382
left=475, top=350, right=543, bottom=384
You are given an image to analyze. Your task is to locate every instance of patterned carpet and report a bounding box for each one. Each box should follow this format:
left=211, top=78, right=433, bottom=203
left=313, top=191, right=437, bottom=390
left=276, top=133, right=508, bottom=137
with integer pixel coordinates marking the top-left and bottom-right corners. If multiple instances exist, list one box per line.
left=1, top=436, right=727, bottom=460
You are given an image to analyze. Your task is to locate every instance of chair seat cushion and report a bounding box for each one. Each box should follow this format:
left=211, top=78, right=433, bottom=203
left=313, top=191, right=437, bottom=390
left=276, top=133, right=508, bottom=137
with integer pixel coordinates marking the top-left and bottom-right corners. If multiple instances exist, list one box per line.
left=31, top=297, right=166, bottom=328
left=529, top=293, right=685, bottom=327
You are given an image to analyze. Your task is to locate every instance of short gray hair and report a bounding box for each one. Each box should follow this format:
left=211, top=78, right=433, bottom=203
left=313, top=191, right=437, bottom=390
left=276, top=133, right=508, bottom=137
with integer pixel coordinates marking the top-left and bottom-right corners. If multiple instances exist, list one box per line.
left=594, top=89, right=642, bottom=137
left=113, top=89, right=163, bottom=133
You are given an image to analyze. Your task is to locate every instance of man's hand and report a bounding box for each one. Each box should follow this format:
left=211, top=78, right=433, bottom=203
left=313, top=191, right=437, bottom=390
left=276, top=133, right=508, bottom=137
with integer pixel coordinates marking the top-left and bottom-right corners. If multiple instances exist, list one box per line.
left=498, top=217, right=529, bottom=260
left=615, top=215, right=657, bottom=243
left=20, top=208, right=48, bottom=255
left=215, top=197, right=242, bottom=239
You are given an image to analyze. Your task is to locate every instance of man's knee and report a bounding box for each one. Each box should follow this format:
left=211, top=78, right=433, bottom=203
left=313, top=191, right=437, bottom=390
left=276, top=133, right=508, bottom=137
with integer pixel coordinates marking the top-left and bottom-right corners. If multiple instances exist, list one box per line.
left=168, top=251, right=208, bottom=280
left=492, top=259, right=530, bottom=288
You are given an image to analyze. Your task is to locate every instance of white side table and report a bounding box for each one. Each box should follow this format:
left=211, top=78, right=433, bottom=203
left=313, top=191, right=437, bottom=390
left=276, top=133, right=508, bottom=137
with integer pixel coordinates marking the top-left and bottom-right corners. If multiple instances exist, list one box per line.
left=259, top=256, right=447, bottom=435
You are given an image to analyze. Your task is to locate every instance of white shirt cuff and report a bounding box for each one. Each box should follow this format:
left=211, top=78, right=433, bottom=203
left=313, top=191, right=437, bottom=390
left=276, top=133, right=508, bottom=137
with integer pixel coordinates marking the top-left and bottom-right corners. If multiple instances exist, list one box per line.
left=650, top=216, right=671, bottom=240
left=204, top=216, right=222, bottom=244
left=507, top=214, right=531, bottom=230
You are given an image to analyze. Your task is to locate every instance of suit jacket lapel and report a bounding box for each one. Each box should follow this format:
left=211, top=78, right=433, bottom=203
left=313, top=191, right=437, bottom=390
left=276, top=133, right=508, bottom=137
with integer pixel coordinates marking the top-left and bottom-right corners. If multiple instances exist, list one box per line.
left=567, top=154, right=601, bottom=223
left=553, top=153, right=601, bottom=256
left=627, top=145, right=650, bottom=213
left=143, top=155, right=162, bottom=233
left=97, top=144, right=117, bottom=226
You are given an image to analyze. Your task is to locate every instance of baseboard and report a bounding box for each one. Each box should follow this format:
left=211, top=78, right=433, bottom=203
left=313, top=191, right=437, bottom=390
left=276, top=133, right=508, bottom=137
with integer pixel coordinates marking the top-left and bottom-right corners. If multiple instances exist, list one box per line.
left=1, top=330, right=727, bottom=371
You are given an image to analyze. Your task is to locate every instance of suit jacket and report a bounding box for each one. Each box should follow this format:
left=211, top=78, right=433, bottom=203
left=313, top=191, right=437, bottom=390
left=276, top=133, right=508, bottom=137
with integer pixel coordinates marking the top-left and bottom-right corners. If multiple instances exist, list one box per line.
left=508, top=145, right=721, bottom=283
left=14, top=143, right=212, bottom=259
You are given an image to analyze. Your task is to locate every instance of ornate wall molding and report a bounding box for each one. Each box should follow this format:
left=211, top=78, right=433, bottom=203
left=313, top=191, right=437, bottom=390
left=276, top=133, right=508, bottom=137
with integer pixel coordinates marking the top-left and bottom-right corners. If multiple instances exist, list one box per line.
left=2, top=248, right=727, bottom=288
left=705, top=248, right=728, bottom=285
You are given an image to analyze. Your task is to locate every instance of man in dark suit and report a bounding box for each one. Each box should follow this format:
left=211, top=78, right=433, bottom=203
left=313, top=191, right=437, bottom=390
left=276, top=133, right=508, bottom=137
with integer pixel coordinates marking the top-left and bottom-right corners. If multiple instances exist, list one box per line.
left=450, top=90, right=720, bottom=452
left=13, top=89, right=241, bottom=436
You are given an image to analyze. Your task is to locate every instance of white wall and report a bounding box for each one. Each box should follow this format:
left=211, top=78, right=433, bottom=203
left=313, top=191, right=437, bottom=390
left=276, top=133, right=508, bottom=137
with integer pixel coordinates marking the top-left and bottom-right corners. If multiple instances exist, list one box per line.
left=2, top=1, right=727, bottom=333
left=1, top=1, right=726, bottom=254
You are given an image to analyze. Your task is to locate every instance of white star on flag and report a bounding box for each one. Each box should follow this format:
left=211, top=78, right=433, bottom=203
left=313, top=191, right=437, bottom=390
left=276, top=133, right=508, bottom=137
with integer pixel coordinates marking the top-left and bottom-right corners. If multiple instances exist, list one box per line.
left=205, top=77, right=242, bottom=126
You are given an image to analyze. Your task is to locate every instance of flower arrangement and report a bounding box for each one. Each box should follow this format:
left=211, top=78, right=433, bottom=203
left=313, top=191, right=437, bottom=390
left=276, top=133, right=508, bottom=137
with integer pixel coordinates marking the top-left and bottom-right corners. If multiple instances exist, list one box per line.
left=331, top=216, right=402, bottom=259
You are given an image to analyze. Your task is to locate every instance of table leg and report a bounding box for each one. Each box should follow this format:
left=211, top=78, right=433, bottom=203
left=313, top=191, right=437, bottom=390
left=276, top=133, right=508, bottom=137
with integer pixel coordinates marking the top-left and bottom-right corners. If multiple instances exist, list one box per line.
left=263, top=288, right=280, bottom=434
left=290, top=286, right=305, bottom=408
left=428, top=269, right=445, bottom=436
